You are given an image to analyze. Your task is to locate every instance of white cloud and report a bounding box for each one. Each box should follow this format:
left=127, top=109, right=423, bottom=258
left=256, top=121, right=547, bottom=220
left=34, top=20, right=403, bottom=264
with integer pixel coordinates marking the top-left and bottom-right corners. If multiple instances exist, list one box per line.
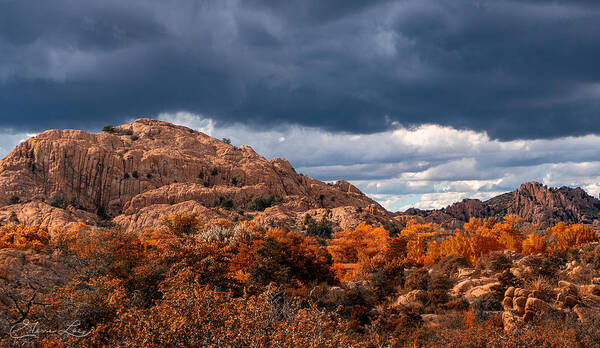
left=4, top=112, right=600, bottom=212
left=397, top=191, right=507, bottom=211
left=0, top=130, right=35, bottom=160
left=158, top=112, right=600, bottom=211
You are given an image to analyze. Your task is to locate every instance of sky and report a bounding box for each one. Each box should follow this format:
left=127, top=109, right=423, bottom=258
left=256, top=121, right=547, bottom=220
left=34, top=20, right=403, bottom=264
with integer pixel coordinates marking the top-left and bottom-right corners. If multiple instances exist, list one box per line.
left=1, top=0, right=600, bottom=211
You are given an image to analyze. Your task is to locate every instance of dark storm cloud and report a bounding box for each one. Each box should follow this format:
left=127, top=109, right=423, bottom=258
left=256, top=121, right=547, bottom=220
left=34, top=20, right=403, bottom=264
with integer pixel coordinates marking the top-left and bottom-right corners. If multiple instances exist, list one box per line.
left=1, top=0, right=600, bottom=139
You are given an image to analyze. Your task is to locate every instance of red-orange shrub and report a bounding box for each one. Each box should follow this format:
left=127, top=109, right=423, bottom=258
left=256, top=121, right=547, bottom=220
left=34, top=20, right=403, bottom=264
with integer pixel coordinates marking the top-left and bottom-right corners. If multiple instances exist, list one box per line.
left=0, top=224, right=50, bottom=251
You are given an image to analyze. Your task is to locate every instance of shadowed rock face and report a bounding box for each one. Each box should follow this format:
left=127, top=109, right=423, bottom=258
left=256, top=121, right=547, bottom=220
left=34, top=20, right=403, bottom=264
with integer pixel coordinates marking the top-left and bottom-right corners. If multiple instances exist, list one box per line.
left=399, top=182, right=600, bottom=229
left=0, top=119, right=395, bottom=232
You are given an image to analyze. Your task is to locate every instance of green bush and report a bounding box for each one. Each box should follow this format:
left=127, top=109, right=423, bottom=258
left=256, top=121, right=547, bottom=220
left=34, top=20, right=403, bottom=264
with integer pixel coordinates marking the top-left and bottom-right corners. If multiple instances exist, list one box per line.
left=119, top=128, right=133, bottom=136
left=102, top=125, right=115, bottom=133
left=222, top=138, right=231, bottom=145
left=211, top=167, right=218, bottom=176
left=48, top=194, right=67, bottom=208
left=428, top=273, right=452, bottom=292
left=479, top=252, right=512, bottom=273
left=522, top=254, right=561, bottom=279
left=472, top=291, right=503, bottom=316
left=8, top=195, right=20, bottom=205
left=384, top=221, right=400, bottom=237
left=306, top=216, right=333, bottom=239
left=252, top=196, right=274, bottom=211
left=97, top=206, right=109, bottom=220
left=434, top=255, right=469, bottom=277
left=231, top=177, right=238, bottom=186
left=69, top=197, right=84, bottom=210
left=132, top=171, right=139, bottom=179
left=218, top=196, right=234, bottom=209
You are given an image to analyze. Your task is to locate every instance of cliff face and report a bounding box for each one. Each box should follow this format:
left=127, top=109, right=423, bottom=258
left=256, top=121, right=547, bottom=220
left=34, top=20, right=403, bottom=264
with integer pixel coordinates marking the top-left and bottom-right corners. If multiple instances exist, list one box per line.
left=400, top=182, right=600, bottom=229
left=0, top=119, right=394, bottom=233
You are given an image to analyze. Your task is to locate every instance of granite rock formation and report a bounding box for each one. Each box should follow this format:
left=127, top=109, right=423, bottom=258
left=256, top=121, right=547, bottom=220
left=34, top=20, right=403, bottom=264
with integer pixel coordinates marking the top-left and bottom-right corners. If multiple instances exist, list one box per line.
left=0, top=119, right=395, bottom=232
left=399, top=182, right=600, bottom=230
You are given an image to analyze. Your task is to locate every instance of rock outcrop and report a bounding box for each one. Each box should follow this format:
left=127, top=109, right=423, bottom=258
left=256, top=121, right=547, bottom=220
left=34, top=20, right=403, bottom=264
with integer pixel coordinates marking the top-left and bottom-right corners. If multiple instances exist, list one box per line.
left=0, top=202, right=99, bottom=236
left=399, top=182, right=600, bottom=229
left=0, top=119, right=397, bottom=232
left=501, top=280, right=600, bottom=331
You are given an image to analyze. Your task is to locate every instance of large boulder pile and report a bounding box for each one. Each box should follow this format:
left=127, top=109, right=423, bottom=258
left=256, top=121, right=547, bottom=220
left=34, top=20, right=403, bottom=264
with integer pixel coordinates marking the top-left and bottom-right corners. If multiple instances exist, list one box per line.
left=502, top=281, right=600, bottom=331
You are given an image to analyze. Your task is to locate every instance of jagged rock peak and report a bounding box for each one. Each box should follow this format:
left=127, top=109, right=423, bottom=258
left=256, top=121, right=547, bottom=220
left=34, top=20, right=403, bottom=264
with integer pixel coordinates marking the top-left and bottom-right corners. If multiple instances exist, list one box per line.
left=399, top=181, right=600, bottom=229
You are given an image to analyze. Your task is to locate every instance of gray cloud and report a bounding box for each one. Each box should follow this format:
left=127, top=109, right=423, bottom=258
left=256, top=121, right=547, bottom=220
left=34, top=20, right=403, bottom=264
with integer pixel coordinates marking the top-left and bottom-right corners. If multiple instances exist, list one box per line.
left=0, top=0, right=600, bottom=139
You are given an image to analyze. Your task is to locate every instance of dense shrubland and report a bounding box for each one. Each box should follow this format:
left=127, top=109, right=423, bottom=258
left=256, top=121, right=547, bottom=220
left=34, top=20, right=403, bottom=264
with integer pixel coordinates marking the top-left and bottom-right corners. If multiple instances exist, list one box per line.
left=1, top=214, right=600, bottom=346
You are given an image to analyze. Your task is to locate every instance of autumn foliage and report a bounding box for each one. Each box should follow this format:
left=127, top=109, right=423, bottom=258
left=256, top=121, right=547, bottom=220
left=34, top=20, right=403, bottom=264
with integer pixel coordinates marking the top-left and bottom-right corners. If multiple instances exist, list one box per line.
left=327, top=216, right=599, bottom=283
left=548, top=222, right=596, bottom=251
left=1, top=214, right=599, bottom=346
left=0, top=224, right=50, bottom=251
left=327, top=223, right=389, bottom=281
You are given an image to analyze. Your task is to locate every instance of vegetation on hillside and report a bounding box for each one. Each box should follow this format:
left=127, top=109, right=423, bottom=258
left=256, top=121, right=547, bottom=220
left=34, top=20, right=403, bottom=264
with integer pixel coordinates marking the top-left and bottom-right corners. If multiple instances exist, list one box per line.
left=1, top=214, right=600, bottom=346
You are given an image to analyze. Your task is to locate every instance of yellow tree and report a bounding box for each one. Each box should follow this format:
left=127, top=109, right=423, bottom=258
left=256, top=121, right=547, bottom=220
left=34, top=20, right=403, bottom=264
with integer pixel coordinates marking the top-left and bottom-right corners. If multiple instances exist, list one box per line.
left=521, top=233, right=546, bottom=255
left=492, top=215, right=525, bottom=253
left=399, top=220, right=440, bottom=266
left=548, top=222, right=596, bottom=251
left=327, top=223, right=389, bottom=280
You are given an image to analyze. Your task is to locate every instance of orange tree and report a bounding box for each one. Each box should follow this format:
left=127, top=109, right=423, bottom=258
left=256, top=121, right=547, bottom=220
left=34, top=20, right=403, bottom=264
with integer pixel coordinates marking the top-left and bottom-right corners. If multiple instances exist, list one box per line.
left=548, top=222, right=597, bottom=251
left=521, top=233, right=547, bottom=255
left=399, top=220, right=439, bottom=266
left=425, top=216, right=526, bottom=265
left=327, top=223, right=390, bottom=281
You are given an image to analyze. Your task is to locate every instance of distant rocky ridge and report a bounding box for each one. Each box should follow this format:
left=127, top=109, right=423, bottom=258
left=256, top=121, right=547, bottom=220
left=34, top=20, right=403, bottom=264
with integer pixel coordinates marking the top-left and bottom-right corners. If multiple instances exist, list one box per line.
left=399, top=182, right=600, bottom=230
left=0, top=119, right=393, bottom=234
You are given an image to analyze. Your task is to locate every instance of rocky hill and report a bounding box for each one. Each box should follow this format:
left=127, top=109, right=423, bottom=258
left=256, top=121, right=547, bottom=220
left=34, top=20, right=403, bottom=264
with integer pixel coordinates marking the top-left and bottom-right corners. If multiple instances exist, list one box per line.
left=0, top=119, right=394, bottom=233
left=2, top=119, right=600, bottom=235
left=399, top=182, right=600, bottom=229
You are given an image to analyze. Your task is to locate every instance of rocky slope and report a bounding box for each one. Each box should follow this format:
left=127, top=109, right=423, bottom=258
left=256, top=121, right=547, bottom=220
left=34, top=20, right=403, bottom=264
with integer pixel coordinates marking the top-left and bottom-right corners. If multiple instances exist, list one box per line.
left=399, top=182, right=600, bottom=229
left=0, top=119, right=394, bottom=233
left=392, top=246, right=600, bottom=332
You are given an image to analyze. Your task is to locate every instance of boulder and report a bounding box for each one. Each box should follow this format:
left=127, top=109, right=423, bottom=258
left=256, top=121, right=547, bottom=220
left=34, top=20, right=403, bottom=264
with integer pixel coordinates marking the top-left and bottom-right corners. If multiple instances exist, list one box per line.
left=502, top=311, right=521, bottom=332
left=525, top=297, right=553, bottom=314
left=529, top=290, right=550, bottom=302
left=514, top=288, right=530, bottom=298
left=558, top=281, right=579, bottom=295
left=395, top=289, right=427, bottom=308
left=565, top=295, right=578, bottom=307
left=456, top=267, right=476, bottom=280
left=502, top=297, right=513, bottom=311
left=465, top=282, right=502, bottom=301
left=451, top=277, right=497, bottom=296
left=513, top=296, right=527, bottom=314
